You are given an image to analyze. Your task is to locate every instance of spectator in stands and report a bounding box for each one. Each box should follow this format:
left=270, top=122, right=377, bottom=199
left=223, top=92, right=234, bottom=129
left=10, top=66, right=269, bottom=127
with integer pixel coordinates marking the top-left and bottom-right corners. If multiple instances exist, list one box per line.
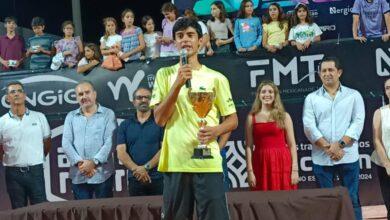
left=100, top=17, right=122, bottom=60
left=0, top=17, right=25, bottom=71
left=26, top=17, right=55, bottom=70
left=0, top=81, right=51, bottom=209
left=371, top=78, right=390, bottom=220
left=207, top=1, right=234, bottom=54
left=116, top=87, right=164, bottom=196
left=141, top=15, right=161, bottom=60
left=303, top=57, right=365, bottom=220
left=151, top=17, right=238, bottom=219
left=245, top=80, right=299, bottom=191
left=288, top=3, right=322, bottom=52
left=54, top=21, right=83, bottom=68
left=262, top=3, right=289, bottom=53
left=234, top=0, right=262, bottom=52
left=119, top=9, right=145, bottom=62
left=62, top=81, right=117, bottom=200
left=352, top=0, right=390, bottom=43
left=159, top=2, right=179, bottom=57
left=184, top=8, right=213, bottom=56
left=77, top=43, right=101, bottom=74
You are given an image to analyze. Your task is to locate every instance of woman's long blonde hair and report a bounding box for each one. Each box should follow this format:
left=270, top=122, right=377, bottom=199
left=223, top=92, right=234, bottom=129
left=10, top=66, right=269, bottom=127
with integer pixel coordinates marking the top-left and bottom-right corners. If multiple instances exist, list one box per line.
left=250, top=80, right=286, bottom=128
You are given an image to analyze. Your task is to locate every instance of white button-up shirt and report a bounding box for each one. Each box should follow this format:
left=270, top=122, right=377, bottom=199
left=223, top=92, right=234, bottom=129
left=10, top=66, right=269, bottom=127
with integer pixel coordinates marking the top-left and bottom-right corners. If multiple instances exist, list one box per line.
left=303, top=85, right=365, bottom=166
left=0, top=109, right=51, bottom=167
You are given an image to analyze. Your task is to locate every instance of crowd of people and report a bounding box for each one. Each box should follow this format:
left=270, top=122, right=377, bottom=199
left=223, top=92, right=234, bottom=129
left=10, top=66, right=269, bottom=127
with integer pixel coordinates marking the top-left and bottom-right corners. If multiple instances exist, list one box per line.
left=1, top=0, right=390, bottom=72
left=0, top=0, right=390, bottom=219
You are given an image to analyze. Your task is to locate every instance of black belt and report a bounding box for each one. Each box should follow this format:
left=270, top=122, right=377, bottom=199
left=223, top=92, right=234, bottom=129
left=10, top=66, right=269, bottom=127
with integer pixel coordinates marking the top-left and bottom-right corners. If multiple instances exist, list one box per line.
left=5, top=164, right=43, bottom=173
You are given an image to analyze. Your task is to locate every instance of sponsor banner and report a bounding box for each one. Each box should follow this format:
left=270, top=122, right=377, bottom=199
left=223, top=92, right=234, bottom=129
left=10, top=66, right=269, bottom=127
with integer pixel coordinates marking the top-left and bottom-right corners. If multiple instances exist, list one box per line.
left=0, top=39, right=389, bottom=209
left=173, top=0, right=354, bottom=40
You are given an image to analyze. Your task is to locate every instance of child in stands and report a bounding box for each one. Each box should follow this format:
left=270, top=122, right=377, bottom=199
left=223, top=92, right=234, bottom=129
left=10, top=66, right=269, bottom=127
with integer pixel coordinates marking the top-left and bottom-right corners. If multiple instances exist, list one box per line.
left=119, top=9, right=145, bottom=62
left=288, top=3, right=322, bottom=52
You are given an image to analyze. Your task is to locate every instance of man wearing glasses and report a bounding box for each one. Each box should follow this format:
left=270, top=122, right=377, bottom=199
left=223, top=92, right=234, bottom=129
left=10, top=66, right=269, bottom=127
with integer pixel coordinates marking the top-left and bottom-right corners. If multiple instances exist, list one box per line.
left=62, top=81, right=117, bottom=200
left=116, top=87, right=164, bottom=196
left=0, top=81, right=51, bottom=209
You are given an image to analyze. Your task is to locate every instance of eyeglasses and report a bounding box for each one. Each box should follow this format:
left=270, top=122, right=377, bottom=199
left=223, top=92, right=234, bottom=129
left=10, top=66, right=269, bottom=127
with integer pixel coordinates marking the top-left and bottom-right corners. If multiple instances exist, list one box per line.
left=135, top=95, right=151, bottom=100
left=8, top=89, right=24, bottom=94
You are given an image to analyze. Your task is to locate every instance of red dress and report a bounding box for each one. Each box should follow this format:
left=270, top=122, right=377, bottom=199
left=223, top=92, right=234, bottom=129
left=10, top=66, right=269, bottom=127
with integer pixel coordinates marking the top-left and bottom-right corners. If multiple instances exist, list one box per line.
left=251, top=114, right=297, bottom=191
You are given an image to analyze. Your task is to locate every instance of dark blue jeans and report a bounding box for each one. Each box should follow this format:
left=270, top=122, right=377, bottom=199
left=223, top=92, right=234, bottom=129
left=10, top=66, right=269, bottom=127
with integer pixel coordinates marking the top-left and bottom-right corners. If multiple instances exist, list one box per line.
left=128, top=177, right=163, bottom=196
left=71, top=175, right=114, bottom=200
left=5, top=164, right=47, bottom=209
left=313, top=160, right=362, bottom=220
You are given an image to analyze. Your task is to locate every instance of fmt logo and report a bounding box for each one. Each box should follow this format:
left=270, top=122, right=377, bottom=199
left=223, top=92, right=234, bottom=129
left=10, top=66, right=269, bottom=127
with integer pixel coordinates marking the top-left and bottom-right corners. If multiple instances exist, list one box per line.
left=247, top=54, right=324, bottom=87
left=1, top=75, right=78, bottom=108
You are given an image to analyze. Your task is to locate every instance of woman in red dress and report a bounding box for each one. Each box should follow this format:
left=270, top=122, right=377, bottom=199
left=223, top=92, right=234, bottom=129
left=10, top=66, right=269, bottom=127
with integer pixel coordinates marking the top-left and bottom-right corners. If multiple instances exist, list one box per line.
left=245, top=81, right=299, bottom=191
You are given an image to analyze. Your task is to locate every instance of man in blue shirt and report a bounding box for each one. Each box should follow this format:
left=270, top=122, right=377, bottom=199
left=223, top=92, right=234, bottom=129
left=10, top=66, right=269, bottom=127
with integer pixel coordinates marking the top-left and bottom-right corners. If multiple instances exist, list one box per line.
left=62, top=81, right=117, bottom=200
left=117, top=87, right=163, bottom=196
left=303, top=57, right=365, bottom=220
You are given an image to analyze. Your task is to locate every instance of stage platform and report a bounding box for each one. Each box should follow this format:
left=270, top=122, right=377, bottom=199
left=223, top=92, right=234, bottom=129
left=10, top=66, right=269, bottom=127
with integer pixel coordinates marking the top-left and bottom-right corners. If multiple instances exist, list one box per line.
left=0, top=187, right=354, bottom=220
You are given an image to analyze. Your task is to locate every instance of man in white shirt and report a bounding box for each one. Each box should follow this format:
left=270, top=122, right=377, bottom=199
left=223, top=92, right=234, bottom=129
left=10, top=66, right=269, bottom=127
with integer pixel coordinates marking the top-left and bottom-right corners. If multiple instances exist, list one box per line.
left=0, top=81, right=51, bottom=209
left=303, top=57, right=365, bottom=220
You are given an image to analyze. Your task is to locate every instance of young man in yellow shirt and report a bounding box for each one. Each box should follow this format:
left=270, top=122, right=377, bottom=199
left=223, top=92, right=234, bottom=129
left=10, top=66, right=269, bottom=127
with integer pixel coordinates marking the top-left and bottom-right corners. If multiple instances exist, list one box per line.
left=150, top=17, right=238, bottom=220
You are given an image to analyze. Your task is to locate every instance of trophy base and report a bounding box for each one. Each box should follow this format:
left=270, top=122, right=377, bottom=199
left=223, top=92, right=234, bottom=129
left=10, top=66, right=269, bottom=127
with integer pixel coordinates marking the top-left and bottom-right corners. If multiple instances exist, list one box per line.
left=191, top=148, right=214, bottom=159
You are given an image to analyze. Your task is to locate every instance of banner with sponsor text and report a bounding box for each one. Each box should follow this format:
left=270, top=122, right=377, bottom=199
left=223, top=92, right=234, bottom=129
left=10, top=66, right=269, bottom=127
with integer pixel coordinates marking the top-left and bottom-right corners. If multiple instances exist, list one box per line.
left=0, top=39, right=389, bottom=209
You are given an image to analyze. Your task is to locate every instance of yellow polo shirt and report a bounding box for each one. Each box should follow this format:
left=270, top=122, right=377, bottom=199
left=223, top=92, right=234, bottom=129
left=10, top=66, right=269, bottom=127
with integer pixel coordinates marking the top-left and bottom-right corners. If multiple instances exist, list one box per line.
left=150, top=64, right=236, bottom=172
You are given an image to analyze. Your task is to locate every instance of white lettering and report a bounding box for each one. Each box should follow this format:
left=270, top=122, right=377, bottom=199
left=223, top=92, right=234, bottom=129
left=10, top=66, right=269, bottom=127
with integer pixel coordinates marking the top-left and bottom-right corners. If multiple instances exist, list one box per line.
left=273, top=57, right=298, bottom=85
left=376, top=48, right=390, bottom=76
left=107, top=71, right=145, bottom=102
left=247, top=59, right=269, bottom=88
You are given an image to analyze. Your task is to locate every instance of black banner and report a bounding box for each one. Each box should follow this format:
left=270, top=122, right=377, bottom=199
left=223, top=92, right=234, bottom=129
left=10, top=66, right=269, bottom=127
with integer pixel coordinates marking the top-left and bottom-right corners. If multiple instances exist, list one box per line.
left=0, top=39, right=388, bottom=209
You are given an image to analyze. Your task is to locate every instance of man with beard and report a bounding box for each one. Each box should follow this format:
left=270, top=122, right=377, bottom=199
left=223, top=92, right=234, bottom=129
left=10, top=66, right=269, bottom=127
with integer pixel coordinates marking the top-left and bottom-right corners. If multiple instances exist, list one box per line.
left=117, top=87, right=164, bottom=196
left=0, top=81, right=51, bottom=209
left=62, top=81, right=117, bottom=200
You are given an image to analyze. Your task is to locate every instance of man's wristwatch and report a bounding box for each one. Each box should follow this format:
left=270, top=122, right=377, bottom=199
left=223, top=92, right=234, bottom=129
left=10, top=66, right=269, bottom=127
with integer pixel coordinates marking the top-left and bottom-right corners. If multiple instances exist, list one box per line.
left=338, top=140, right=346, bottom=149
left=144, top=162, right=151, bottom=171
left=93, top=158, right=100, bottom=166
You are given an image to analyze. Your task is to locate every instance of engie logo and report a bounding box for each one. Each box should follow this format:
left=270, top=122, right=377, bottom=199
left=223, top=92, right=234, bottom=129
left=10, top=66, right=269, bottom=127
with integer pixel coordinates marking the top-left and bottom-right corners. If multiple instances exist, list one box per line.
left=329, top=6, right=353, bottom=16
left=1, top=75, right=78, bottom=108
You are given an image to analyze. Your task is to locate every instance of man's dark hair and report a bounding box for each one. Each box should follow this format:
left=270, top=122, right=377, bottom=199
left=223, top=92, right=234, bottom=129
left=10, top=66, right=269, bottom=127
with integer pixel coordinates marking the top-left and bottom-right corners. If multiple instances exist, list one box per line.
left=4, top=16, right=17, bottom=24
left=133, top=87, right=151, bottom=99
left=76, top=80, right=96, bottom=91
left=31, top=17, right=45, bottom=27
left=319, top=56, right=343, bottom=70
left=172, top=17, right=202, bottom=40
left=6, top=81, right=24, bottom=94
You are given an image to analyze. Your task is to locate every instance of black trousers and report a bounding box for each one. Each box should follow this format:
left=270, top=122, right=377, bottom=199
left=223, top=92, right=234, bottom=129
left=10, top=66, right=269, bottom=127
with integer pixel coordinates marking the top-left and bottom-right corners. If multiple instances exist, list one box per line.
left=376, top=164, right=390, bottom=219
left=162, top=173, right=229, bottom=220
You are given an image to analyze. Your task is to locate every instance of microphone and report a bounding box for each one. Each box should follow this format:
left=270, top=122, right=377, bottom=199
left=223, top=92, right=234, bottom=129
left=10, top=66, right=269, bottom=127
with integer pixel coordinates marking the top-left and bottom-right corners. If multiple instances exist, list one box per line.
left=180, top=49, right=191, bottom=88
